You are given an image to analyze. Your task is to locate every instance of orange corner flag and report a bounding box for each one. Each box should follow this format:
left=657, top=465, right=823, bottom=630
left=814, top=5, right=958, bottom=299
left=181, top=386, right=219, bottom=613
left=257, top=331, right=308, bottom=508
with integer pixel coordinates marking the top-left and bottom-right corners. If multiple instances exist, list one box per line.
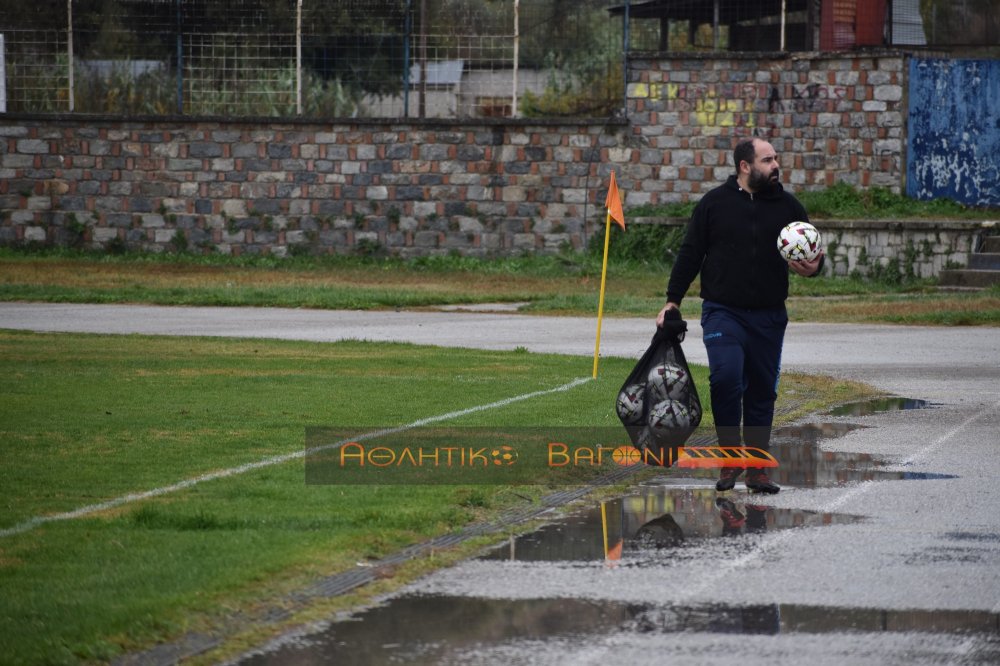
left=605, top=171, right=626, bottom=231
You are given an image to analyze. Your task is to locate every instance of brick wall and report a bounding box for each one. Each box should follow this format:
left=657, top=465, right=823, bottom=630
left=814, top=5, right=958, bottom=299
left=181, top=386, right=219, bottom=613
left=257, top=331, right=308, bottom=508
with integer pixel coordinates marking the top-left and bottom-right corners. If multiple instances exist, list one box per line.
left=623, top=51, right=905, bottom=207
left=0, top=51, right=919, bottom=260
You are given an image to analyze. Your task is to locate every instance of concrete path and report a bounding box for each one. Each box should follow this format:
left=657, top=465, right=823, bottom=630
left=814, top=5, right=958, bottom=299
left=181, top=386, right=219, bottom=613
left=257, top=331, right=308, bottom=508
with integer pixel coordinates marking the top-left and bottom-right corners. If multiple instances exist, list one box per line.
left=0, top=302, right=995, bottom=388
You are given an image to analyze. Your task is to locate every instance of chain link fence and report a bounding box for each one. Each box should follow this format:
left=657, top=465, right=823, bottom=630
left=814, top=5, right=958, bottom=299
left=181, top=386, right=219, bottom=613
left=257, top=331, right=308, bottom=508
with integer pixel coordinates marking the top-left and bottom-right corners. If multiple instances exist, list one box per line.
left=0, top=0, right=625, bottom=118
left=2, top=1, right=995, bottom=118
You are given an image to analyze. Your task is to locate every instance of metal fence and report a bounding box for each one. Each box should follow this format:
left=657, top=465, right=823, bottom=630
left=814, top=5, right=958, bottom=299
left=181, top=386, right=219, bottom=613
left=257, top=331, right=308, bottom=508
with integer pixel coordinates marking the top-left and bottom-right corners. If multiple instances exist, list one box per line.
left=0, top=0, right=625, bottom=118
left=1, top=1, right=996, bottom=119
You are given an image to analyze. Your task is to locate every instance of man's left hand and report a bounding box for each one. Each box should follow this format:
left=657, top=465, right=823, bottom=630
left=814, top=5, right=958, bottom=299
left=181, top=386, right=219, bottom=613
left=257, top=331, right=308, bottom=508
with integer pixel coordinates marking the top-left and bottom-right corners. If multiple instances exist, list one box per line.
left=789, top=252, right=824, bottom=277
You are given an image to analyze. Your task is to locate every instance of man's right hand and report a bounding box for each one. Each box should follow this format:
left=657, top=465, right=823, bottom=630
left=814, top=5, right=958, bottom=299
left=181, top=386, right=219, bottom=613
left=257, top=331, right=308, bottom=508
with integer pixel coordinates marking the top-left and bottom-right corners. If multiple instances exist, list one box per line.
left=657, top=302, right=680, bottom=327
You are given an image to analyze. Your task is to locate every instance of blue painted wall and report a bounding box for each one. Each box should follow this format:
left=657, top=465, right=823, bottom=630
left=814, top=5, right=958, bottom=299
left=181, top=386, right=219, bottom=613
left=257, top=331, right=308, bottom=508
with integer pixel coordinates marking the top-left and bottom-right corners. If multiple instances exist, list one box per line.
left=907, top=59, right=1000, bottom=207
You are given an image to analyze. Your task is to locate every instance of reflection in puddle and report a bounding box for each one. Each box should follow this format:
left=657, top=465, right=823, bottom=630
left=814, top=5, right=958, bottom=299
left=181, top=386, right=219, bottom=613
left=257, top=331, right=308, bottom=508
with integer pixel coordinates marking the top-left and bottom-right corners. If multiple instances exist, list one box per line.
left=241, top=595, right=1000, bottom=665
left=828, top=397, right=930, bottom=416
left=471, top=421, right=925, bottom=565
left=480, top=489, right=859, bottom=563
left=726, top=421, right=956, bottom=489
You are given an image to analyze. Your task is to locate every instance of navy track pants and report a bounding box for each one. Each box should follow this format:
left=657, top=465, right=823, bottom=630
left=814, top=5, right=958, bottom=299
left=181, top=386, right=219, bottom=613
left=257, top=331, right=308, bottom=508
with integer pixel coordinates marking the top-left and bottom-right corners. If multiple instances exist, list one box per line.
left=700, top=300, right=788, bottom=451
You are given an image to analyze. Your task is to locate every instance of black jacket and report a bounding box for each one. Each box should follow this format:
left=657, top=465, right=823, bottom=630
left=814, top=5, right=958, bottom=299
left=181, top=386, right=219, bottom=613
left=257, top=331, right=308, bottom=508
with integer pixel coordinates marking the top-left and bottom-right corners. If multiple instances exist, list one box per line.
left=666, top=175, right=812, bottom=310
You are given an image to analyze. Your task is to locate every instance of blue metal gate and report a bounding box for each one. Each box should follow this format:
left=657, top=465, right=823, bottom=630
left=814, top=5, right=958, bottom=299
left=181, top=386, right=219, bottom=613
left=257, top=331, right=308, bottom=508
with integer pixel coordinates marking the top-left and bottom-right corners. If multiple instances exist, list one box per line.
left=907, top=58, right=1000, bottom=207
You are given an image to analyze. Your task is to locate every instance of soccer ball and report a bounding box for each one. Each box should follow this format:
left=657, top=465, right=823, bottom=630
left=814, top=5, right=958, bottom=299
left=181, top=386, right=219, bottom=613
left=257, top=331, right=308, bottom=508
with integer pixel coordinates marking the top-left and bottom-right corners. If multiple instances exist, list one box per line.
left=648, top=399, right=692, bottom=434
left=776, top=221, right=822, bottom=262
left=616, top=383, right=646, bottom=425
left=647, top=363, right=690, bottom=402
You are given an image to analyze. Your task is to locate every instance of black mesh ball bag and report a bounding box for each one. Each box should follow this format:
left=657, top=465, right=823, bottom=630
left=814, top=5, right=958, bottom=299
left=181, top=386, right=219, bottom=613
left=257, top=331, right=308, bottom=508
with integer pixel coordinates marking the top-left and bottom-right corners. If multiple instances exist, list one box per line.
left=615, top=309, right=702, bottom=467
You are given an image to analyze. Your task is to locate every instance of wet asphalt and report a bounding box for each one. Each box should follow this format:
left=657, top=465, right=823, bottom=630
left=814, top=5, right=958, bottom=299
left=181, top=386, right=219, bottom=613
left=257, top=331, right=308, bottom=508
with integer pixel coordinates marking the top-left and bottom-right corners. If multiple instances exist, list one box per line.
left=2, top=303, right=999, bottom=665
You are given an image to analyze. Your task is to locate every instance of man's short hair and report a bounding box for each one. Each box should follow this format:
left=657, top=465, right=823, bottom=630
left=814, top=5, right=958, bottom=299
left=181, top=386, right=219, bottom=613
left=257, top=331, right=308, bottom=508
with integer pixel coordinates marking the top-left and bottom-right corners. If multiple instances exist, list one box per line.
left=733, top=138, right=758, bottom=169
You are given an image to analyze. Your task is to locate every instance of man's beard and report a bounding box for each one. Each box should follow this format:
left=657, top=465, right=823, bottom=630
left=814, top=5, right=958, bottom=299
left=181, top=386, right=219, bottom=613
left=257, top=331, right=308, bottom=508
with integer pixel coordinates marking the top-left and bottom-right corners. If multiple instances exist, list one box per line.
left=748, top=166, right=779, bottom=191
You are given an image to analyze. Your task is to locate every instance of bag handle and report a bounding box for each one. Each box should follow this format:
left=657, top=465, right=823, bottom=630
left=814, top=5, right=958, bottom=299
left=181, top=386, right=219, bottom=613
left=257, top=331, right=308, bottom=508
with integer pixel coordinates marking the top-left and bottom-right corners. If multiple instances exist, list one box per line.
left=655, top=308, right=687, bottom=343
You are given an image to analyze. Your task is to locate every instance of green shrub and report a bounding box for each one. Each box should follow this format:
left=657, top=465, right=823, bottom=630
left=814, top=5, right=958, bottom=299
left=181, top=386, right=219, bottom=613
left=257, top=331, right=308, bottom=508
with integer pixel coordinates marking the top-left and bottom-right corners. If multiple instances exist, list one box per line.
left=797, top=182, right=989, bottom=219
left=586, top=223, right=684, bottom=267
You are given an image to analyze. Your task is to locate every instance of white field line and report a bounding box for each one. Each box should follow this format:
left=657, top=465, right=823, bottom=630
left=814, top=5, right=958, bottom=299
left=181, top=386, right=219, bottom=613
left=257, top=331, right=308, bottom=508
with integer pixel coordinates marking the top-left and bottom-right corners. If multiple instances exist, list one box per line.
left=1, top=376, right=592, bottom=539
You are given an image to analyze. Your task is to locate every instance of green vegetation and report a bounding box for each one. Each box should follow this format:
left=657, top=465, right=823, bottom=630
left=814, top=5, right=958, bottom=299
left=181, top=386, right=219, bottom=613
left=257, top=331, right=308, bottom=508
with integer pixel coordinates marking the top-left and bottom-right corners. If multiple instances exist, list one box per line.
left=627, top=183, right=997, bottom=220
left=11, top=59, right=361, bottom=118
left=0, top=330, right=863, bottom=663
left=0, top=246, right=640, bottom=311
left=519, top=21, right=623, bottom=117
left=786, top=284, right=1000, bottom=326
left=2, top=246, right=999, bottom=325
left=796, top=183, right=995, bottom=219
left=5, top=0, right=622, bottom=118
left=627, top=202, right=697, bottom=219
left=520, top=64, right=622, bottom=117
left=586, top=222, right=686, bottom=266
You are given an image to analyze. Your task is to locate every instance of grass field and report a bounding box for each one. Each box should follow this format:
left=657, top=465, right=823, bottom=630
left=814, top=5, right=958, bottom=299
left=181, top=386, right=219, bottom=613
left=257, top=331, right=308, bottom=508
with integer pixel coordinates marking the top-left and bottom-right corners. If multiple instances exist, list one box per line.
left=0, top=330, right=870, bottom=664
left=2, top=250, right=998, bottom=325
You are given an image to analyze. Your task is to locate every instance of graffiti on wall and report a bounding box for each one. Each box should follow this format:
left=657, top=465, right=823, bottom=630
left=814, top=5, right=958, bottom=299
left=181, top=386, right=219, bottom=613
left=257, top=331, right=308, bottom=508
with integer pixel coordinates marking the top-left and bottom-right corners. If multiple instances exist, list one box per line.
left=630, top=82, right=757, bottom=129
left=630, top=81, right=850, bottom=133
left=907, top=58, right=1000, bottom=207
left=776, top=83, right=850, bottom=113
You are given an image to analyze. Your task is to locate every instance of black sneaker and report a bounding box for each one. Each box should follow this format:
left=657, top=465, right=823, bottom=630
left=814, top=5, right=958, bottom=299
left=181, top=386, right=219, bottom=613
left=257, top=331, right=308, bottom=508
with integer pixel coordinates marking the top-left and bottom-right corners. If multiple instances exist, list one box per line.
left=745, top=469, right=780, bottom=494
left=715, top=467, right=743, bottom=491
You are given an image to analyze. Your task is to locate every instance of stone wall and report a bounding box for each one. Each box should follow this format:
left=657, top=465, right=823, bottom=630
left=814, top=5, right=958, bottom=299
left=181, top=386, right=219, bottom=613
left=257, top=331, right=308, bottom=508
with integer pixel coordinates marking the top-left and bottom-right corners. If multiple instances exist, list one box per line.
left=0, top=118, right=628, bottom=257
left=0, top=50, right=957, bottom=269
left=636, top=218, right=991, bottom=279
left=816, top=219, right=990, bottom=279
left=622, top=51, right=905, bottom=207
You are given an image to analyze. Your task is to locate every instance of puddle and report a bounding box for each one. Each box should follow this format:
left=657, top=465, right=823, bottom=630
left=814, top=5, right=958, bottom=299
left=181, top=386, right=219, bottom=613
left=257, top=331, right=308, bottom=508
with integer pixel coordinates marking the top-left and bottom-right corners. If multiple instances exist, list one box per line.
left=241, top=595, right=1000, bottom=665
left=473, top=421, right=941, bottom=564
left=480, top=489, right=859, bottom=563
left=642, top=421, right=956, bottom=491
left=827, top=397, right=930, bottom=416
left=760, top=421, right=956, bottom=488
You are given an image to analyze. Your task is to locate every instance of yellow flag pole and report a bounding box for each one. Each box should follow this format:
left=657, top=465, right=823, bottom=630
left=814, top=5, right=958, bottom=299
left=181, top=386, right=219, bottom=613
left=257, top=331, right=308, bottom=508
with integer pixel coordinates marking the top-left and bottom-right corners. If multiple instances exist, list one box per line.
left=600, top=500, right=610, bottom=559
left=592, top=209, right=613, bottom=379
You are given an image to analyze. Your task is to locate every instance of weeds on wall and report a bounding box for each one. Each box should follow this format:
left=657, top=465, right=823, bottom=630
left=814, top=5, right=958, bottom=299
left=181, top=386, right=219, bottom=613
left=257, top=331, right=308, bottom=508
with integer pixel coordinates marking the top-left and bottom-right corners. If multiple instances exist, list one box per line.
left=9, top=57, right=362, bottom=117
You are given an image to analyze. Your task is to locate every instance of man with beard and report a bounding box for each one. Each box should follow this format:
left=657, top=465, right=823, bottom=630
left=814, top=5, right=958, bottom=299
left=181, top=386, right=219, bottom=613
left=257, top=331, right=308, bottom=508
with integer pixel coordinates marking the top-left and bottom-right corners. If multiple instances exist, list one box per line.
left=656, top=138, right=824, bottom=494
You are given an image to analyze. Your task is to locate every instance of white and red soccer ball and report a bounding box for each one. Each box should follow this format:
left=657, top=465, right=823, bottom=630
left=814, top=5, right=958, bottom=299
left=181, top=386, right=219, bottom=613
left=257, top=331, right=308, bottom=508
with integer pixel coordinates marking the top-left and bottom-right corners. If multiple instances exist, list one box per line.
left=648, top=399, right=692, bottom=434
left=646, top=363, right=690, bottom=403
left=777, top=221, right=822, bottom=262
left=616, top=383, right=645, bottom=425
